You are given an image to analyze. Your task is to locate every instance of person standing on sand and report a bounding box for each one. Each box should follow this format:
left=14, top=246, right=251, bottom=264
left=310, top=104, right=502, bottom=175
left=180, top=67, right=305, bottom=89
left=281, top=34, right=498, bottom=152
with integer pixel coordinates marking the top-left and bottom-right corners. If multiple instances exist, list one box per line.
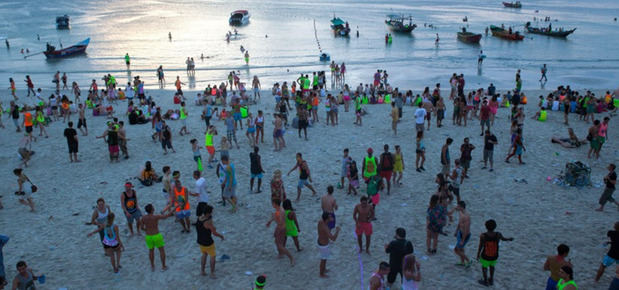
left=10, top=261, right=38, bottom=290
left=179, top=101, right=189, bottom=136
left=87, top=213, right=124, bottom=273
left=160, top=120, right=176, bottom=154
left=480, top=99, right=491, bottom=136
left=482, top=130, right=497, bottom=171
left=321, top=185, right=338, bottom=230
left=339, top=148, right=352, bottom=189
left=476, top=219, right=514, bottom=286
left=459, top=137, right=475, bottom=178
left=544, top=244, right=572, bottom=289
left=249, top=146, right=265, bottom=193
left=426, top=195, right=445, bottom=254
left=222, top=155, right=238, bottom=213
left=362, top=147, right=378, bottom=183
left=205, top=125, right=217, bottom=168
left=121, top=182, right=142, bottom=235
left=379, top=144, right=395, bottom=195
left=449, top=201, right=472, bottom=267
left=125, top=53, right=130, bottom=68
left=266, top=199, right=295, bottom=265
left=24, top=75, right=35, bottom=97
left=141, top=204, right=173, bottom=271
left=0, top=234, right=8, bottom=282
left=595, top=222, right=619, bottom=282
left=77, top=103, right=87, bottom=136
left=282, top=199, right=302, bottom=251
left=596, top=116, right=610, bottom=158
left=287, top=153, right=317, bottom=200
left=391, top=102, right=399, bottom=135
left=556, top=266, right=578, bottom=290
left=157, top=66, right=165, bottom=88
left=195, top=202, right=224, bottom=278
left=189, top=170, right=209, bottom=204
left=596, top=164, right=617, bottom=211
left=14, top=168, right=35, bottom=212
left=505, top=129, right=525, bottom=164
left=587, top=120, right=601, bottom=159
left=118, top=121, right=129, bottom=159
left=317, top=212, right=341, bottom=277
left=353, top=196, right=374, bottom=254
left=252, top=75, right=261, bottom=101
left=63, top=121, right=79, bottom=162
left=244, top=51, right=250, bottom=65
left=385, top=227, right=414, bottom=288
left=441, top=138, right=453, bottom=175
left=369, top=262, right=390, bottom=290
left=414, top=102, right=426, bottom=133
left=173, top=179, right=191, bottom=233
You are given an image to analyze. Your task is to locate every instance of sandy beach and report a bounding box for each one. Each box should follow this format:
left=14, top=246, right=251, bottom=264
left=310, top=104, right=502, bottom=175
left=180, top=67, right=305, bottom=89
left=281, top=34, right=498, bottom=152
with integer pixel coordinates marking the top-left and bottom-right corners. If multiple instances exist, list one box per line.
left=0, top=82, right=616, bottom=289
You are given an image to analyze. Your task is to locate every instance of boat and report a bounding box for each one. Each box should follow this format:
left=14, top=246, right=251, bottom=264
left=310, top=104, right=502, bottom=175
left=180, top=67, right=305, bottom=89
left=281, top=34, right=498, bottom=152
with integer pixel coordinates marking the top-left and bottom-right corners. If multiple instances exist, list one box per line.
left=457, top=31, right=482, bottom=43
left=524, top=22, right=576, bottom=37
left=229, top=10, right=250, bottom=26
left=330, top=17, right=351, bottom=37
left=384, top=14, right=417, bottom=33
left=320, top=52, right=331, bottom=62
left=56, top=15, right=70, bottom=29
left=44, top=38, right=90, bottom=59
left=489, top=25, right=524, bottom=40
left=502, top=1, right=522, bottom=8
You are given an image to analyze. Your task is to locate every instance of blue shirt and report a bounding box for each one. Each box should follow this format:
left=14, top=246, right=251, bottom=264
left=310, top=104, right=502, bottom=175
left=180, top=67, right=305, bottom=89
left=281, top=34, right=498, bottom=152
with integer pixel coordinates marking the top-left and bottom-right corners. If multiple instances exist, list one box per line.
left=0, top=234, right=9, bottom=278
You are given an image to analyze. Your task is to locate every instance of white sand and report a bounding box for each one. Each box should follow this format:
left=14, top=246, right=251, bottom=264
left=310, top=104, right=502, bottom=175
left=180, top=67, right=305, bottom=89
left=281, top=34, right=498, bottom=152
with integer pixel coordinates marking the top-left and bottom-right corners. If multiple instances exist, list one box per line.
left=0, top=85, right=617, bottom=289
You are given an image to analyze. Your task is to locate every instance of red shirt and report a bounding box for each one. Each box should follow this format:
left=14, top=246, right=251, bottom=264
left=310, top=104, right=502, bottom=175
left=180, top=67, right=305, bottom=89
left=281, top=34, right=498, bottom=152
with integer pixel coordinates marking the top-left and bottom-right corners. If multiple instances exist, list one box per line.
left=480, top=105, right=491, bottom=120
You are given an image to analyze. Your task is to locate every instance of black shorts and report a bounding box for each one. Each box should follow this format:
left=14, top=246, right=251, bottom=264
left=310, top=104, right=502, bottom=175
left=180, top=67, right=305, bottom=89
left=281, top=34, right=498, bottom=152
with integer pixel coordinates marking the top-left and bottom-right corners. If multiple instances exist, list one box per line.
left=387, top=268, right=402, bottom=284
left=68, top=142, right=78, bottom=153
left=161, top=139, right=172, bottom=149
left=25, top=126, right=33, bottom=133
left=449, top=185, right=460, bottom=196
left=77, top=118, right=87, bottom=129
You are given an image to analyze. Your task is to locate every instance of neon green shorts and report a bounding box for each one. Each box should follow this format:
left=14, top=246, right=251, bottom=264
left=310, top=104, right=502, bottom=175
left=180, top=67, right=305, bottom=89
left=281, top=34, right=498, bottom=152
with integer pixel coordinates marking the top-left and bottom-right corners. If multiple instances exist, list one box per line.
left=145, top=233, right=165, bottom=249
left=479, top=258, right=497, bottom=268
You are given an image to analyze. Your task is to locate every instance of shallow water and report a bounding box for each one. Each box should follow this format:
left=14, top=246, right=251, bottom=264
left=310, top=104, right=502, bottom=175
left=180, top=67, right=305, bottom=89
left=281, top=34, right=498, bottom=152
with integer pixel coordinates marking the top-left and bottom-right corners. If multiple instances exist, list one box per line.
left=0, top=0, right=618, bottom=92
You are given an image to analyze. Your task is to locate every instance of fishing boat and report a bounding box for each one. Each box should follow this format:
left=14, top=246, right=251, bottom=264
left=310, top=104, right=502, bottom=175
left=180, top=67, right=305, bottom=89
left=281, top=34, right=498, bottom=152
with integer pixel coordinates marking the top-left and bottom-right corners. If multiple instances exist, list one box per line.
left=524, top=22, right=576, bottom=37
left=502, top=1, right=522, bottom=8
left=490, top=25, right=524, bottom=40
left=457, top=31, right=482, bottom=43
left=330, top=17, right=351, bottom=37
left=384, top=14, right=417, bottom=33
left=44, top=38, right=90, bottom=59
left=229, top=10, right=250, bottom=26
left=56, top=15, right=70, bottom=29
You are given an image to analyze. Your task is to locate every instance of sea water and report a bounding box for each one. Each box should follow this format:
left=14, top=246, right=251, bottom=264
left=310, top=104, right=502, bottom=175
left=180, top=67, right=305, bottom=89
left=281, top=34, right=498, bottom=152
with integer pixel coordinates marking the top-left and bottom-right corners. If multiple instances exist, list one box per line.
left=0, top=0, right=617, bottom=92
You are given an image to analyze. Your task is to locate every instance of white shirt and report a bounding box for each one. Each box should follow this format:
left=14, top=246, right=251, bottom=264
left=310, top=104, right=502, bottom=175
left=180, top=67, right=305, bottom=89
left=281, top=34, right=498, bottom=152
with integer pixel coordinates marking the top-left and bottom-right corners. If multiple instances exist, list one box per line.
left=414, top=108, right=427, bottom=124
left=195, top=177, right=208, bottom=203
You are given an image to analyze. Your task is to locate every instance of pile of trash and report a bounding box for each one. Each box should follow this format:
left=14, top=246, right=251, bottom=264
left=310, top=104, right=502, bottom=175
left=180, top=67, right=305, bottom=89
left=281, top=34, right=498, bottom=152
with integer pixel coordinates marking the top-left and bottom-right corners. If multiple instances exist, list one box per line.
left=554, top=161, right=591, bottom=187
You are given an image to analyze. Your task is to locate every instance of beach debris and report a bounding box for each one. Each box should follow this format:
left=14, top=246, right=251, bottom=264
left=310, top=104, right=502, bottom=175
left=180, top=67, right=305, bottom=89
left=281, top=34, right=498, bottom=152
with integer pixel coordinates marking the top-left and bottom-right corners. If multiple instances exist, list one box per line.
left=72, top=212, right=79, bottom=216
left=513, top=178, right=527, bottom=184
left=245, top=271, right=253, bottom=276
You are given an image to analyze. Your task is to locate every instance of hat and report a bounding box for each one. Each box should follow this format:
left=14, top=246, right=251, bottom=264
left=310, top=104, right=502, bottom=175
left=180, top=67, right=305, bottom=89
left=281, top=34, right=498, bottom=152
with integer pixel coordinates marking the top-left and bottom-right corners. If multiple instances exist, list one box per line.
left=125, top=182, right=133, bottom=187
left=367, top=147, right=373, bottom=154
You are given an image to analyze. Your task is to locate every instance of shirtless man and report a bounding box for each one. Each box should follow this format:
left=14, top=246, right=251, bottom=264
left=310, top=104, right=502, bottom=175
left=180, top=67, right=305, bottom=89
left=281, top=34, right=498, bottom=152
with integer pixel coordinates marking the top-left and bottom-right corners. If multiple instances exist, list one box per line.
left=320, top=186, right=338, bottom=230
left=266, top=199, right=294, bottom=265
left=544, top=244, right=571, bottom=289
left=353, top=196, right=375, bottom=254
left=273, top=114, right=285, bottom=151
left=77, top=103, right=88, bottom=136
left=252, top=76, right=261, bottom=101
left=287, top=153, right=317, bottom=200
left=449, top=201, right=472, bottom=266
left=141, top=204, right=174, bottom=271
left=317, top=212, right=341, bottom=277
left=423, top=98, right=435, bottom=131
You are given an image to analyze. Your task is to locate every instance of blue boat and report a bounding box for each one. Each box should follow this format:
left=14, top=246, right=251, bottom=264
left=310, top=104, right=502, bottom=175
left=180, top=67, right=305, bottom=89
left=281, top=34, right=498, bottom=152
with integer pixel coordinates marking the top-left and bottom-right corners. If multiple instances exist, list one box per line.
left=44, top=38, right=90, bottom=59
left=330, top=17, right=350, bottom=37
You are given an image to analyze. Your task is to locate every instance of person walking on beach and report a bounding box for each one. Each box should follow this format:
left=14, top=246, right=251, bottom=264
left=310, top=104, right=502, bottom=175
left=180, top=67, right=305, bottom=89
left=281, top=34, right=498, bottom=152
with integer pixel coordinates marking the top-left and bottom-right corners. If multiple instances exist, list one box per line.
left=369, top=262, right=390, bottom=290
left=478, top=50, right=484, bottom=67
left=391, top=102, right=399, bottom=135
left=157, top=66, right=165, bottom=88
left=0, top=234, right=8, bottom=282
left=480, top=100, right=491, bottom=136
left=287, top=153, right=317, bottom=200
left=450, top=201, right=472, bottom=267
left=379, top=144, right=395, bottom=195
left=353, top=196, right=374, bottom=254
left=121, top=182, right=142, bottom=236
left=77, top=103, right=87, bottom=136
left=8, top=78, right=16, bottom=100
left=596, top=163, right=618, bottom=211
left=426, top=194, right=446, bottom=254
left=594, top=222, right=619, bottom=282
left=222, top=155, right=238, bottom=213
left=61, top=72, right=68, bottom=90
left=282, top=199, right=302, bottom=251
left=505, top=129, right=525, bottom=164
left=414, top=102, right=426, bottom=133
left=362, top=148, right=378, bottom=183
left=476, top=219, right=514, bottom=286
left=141, top=204, right=173, bottom=271
left=244, top=51, right=250, bottom=65
left=249, top=146, right=265, bottom=193
left=160, top=120, right=176, bottom=154
left=24, top=75, right=35, bottom=97
left=118, top=121, right=129, bottom=159
left=205, top=125, right=217, bottom=168
left=266, top=199, right=295, bottom=265
left=252, top=75, right=261, bottom=101
left=460, top=137, right=475, bottom=178
left=415, top=131, right=426, bottom=172
left=385, top=227, right=414, bottom=288
left=317, top=212, right=341, bottom=277
left=63, top=121, right=79, bottom=162
left=172, top=179, right=191, bottom=233
left=482, top=130, right=497, bottom=171
left=14, top=168, right=35, bottom=212
left=441, top=138, right=453, bottom=175
left=540, top=64, right=548, bottom=83
left=90, top=198, right=111, bottom=253
left=321, top=185, right=338, bottom=230
left=179, top=101, right=189, bottom=136
left=195, top=202, right=224, bottom=278
left=544, top=244, right=572, bottom=289
left=10, top=101, right=20, bottom=132
left=124, top=53, right=130, bottom=68
left=87, top=212, right=124, bottom=273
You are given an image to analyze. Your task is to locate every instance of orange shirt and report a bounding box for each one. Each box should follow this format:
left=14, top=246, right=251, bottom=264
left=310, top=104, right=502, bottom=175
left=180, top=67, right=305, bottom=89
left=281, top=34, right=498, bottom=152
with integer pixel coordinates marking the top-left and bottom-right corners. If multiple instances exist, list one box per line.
left=174, top=186, right=190, bottom=211
left=23, top=112, right=33, bottom=126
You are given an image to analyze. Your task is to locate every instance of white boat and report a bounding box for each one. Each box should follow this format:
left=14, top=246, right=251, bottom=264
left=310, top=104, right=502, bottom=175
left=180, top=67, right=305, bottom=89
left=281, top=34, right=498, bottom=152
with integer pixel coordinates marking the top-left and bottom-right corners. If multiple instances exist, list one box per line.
left=229, top=10, right=250, bottom=26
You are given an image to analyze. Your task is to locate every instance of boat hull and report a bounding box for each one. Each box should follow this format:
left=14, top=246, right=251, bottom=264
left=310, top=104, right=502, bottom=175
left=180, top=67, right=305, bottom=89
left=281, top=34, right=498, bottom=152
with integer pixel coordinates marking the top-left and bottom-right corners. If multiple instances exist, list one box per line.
left=457, top=32, right=482, bottom=43
left=385, top=20, right=416, bottom=33
left=503, top=2, right=522, bottom=8
left=525, top=27, right=575, bottom=37
left=490, top=26, right=524, bottom=40
left=44, top=38, right=89, bottom=59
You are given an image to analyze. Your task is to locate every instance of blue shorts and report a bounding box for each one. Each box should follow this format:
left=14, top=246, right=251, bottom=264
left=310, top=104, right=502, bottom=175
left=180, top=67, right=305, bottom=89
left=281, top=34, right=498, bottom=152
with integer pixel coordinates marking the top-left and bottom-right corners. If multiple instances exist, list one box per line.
left=545, top=277, right=557, bottom=290
left=126, top=209, right=142, bottom=223
left=247, top=127, right=256, bottom=133
left=602, top=254, right=618, bottom=267
left=233, top=112, right=241, bottom=121
left=455, top=230, right=470, bottom=249
left=251, top=173, right=263, bottom=179
left=176, top=210, right=191, bottom=219
left=297, top=179, right=309, bottom=188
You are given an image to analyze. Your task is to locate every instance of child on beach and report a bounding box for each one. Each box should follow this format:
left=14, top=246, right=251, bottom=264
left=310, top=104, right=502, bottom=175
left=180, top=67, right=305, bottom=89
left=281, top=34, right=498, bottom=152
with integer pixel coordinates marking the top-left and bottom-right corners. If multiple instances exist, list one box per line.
left=339, top=148, right=352, bottom=189
left=348, top=160, right=359, bottom=195
left=14, top=168, right=36, bottom=212
left=476, top=219, right=514, bottom=286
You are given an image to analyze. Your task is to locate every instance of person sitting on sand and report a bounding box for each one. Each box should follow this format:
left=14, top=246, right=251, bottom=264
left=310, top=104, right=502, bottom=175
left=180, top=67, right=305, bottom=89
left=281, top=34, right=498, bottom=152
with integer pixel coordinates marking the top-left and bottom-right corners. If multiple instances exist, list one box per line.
left=139, top=161, right=162, bottom=186
left=550, top=128, right=586, bottom=148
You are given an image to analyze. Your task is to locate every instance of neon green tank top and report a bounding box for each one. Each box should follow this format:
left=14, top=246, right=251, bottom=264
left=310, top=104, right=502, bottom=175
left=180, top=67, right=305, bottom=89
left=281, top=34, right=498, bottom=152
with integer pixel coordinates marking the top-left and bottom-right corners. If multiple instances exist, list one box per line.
left=180, top=107, right=187, bottom=119
left=364, top=156, right=377, bottom=178
left=36, top=111, right=45, bottom=123
left=557, top=279, right=577, bottom=290
left=284, top=210, right=298, bottom=236
left=205, top=133, right=213, bottom=147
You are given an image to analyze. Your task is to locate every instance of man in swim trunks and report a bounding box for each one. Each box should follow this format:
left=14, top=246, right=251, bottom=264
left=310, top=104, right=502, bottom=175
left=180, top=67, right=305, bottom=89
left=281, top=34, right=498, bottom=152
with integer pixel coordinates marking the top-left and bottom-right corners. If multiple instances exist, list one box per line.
left=317, top=212, right=341, bottom=277
left=595, top=222, right=619, bottom=282
left=353, top=196, right=374, bottom=254
left=596, top=163, right=617, bottom=211
left=266, top=199, right=294, bottom=265
left=141, top=204, right=174, bottom=271
left=320, top=185, right=338, bottom=230
left=449, top=201, right=471, bottom=267
left=476, top=219, right=514, bottom=286
left=287, top=153, right=317, bottom=201
left=121, top=182, right=142, bottom=235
